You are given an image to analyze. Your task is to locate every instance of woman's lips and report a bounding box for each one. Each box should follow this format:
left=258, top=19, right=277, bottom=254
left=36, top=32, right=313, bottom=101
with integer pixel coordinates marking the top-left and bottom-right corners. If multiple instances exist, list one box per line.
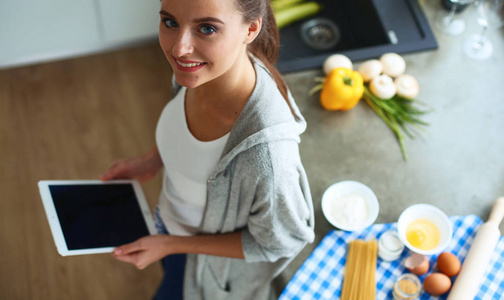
left=173, top=57, right=206, bottom=72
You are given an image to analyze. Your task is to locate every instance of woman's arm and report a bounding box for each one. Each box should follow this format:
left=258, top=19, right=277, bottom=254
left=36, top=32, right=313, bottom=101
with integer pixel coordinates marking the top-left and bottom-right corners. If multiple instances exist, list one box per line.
left=113, top=232, right=244, bottom=270
left=99, top=145, right=164, bottom=182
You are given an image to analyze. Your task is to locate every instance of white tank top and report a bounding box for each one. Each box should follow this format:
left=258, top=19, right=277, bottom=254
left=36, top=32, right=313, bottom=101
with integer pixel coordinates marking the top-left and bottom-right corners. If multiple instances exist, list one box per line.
left=155, top=87, right=229, bottom=235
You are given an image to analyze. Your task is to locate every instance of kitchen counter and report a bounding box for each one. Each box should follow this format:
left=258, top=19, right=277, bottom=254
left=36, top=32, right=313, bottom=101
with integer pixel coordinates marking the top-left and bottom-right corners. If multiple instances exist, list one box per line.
left=277, top=0, right=504, bottom=291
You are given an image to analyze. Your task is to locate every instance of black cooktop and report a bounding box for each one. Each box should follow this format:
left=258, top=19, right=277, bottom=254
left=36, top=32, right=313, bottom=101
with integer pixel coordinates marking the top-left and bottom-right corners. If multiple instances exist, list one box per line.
left=276, top=0, right=438, bottom=73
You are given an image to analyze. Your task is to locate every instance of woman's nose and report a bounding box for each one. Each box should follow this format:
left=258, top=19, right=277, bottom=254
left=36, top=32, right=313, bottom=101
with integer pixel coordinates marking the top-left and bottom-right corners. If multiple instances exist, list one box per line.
left=172, top=30, right=194, bottom=57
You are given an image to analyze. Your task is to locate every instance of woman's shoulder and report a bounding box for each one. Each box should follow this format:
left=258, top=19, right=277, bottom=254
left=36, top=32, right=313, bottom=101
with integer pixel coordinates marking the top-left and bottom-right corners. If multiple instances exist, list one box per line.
left=252, top=58, right=281, bottom=95
left=234, top=138, right=302, bottom=178
left=250, top=57, right=304, bottom=123
left=246, top=61, right=292, bottom=118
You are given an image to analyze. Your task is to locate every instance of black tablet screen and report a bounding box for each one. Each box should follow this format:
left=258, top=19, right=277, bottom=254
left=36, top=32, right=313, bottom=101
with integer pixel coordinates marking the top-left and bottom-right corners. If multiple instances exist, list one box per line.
left=49, top=184, right=150, bottom=250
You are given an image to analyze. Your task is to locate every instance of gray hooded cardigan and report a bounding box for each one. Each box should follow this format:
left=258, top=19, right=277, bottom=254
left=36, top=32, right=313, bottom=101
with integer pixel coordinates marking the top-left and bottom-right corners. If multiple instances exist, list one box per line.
left=177, top=59, right=315, bottom=300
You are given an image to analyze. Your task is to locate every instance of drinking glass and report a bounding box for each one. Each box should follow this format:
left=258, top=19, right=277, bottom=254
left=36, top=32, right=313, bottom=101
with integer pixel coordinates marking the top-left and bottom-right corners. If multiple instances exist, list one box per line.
left=435, top=0, right=475, bottom=35
left=463, top=0, right=504, bottom=60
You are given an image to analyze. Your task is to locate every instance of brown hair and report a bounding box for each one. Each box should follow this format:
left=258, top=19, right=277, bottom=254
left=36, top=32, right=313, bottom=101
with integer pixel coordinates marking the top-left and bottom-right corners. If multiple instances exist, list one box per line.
left=234, top=0, right=288, bottom=101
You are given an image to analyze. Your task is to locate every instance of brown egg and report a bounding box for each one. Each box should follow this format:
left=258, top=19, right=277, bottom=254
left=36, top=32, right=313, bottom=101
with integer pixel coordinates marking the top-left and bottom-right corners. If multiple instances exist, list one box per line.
left=437, top=252, right=461, bottom=277
left=404, top=253, right=429, bottom=276
left=423, top=272, right=452, bottom=296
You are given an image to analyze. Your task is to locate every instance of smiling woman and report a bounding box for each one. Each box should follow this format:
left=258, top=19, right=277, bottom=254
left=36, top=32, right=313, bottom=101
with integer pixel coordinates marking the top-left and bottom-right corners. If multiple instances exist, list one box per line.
left=158, top=0, right=257, bottom=92
left=99, top=0, right=315, bottom=299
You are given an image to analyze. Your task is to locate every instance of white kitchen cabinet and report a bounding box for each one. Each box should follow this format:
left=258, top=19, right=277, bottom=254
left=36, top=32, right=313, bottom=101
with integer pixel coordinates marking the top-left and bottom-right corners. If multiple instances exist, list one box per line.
left=0, top=0, right=160, bottom=69
left=97, top=0, right=160, bottom=44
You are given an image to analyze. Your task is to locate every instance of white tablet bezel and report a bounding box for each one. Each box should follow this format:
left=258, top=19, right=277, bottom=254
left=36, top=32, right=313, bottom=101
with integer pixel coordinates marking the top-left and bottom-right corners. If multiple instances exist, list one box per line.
left=38, top=179, right=157, bottom=256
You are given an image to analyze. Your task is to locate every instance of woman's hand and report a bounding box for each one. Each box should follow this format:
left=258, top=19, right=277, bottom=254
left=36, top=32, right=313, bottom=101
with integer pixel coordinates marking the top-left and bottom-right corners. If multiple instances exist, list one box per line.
left=113, top=232, right=245, bottom=269
left=99, top=145, right=163, bottom=183
left=113, top=235, right=172, bottom=270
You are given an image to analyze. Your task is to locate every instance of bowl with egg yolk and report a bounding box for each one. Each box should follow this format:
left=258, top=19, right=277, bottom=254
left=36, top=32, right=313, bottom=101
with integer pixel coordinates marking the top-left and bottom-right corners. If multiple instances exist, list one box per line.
left=398, top=204, right=453, bottom=255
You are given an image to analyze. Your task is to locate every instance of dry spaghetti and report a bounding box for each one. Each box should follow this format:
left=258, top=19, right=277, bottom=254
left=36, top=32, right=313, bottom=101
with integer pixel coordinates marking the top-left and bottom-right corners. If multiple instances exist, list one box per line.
left=340, top=239, right=378, bottom=300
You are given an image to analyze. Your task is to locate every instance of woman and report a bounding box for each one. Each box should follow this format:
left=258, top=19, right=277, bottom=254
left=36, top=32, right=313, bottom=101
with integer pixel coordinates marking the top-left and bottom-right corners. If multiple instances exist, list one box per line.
left=100, top=0, right=315, bottom=299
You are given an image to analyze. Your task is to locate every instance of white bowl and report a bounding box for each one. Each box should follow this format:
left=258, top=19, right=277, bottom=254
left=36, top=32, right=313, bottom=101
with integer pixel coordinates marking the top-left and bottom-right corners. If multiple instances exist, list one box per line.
left=397, top=204, right=453, bottom=255
left=321, top=181, right=379, bottom=231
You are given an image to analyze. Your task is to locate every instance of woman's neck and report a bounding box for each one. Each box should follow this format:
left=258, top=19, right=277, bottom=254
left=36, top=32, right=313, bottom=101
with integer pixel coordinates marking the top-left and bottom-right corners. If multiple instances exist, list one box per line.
left=187, top=51, right=256, bottom=120
left=183, top=50, right=257, bottom=141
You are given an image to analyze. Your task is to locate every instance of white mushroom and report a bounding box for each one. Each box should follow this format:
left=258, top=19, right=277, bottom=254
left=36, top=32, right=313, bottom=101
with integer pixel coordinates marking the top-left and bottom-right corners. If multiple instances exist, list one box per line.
left=380, top=53, right=406, bottom=77
left=394, top=74, right=419, bottom=99
left=357, top=59, right=383, bottom=82
left=323, top=54, right=353, bottom=75
left=370, top=74, right=397, bottom=99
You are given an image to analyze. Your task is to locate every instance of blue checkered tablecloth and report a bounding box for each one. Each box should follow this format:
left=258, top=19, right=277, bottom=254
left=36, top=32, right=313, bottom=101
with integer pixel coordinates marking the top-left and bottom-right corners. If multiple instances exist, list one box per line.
left=280, top=215, right=504, bottom=300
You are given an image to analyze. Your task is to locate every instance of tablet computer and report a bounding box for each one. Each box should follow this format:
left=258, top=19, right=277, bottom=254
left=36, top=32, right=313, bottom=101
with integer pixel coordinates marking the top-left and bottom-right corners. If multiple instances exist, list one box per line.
left=38, top=180, right=157, bottom=256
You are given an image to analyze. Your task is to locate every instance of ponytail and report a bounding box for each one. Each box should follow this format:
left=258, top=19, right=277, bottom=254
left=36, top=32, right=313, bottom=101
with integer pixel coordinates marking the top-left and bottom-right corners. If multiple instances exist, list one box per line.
left=235, top=0, right=289, bottom=102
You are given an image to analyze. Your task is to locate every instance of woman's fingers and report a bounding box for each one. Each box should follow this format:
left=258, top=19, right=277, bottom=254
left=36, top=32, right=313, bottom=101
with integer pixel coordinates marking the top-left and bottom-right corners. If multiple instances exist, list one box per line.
left=114, top=251, right=138, bottom=262
left=99, top=160, right=129, bottom=181
left=113, top=241, right=145, bottom=269
left=98, top=173, right=114, bottom=181
left=115, top=239, right=144, bottom=255
left=112, top=236, right=170, bottom=270
left=113, top=245, right=155, bottom=269
left=100, top=151, right=162, bottom=183
left=114, top=252, right=149, bottom=269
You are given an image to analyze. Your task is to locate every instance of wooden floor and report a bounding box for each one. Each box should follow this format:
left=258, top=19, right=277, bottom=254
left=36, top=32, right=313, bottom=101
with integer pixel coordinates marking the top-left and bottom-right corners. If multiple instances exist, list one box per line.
left=0, top=44, right=173, bottom=299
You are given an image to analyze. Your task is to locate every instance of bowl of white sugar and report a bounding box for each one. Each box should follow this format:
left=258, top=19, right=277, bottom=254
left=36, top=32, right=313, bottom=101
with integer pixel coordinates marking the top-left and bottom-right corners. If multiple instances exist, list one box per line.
left=321, top=181, right=379, bottom=231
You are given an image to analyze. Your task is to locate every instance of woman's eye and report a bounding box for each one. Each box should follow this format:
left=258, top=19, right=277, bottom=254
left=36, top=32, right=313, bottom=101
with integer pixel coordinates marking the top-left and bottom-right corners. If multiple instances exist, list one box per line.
left=162, top=18, right=178, bottom=28
left=199, top=25, right=216, bottom=35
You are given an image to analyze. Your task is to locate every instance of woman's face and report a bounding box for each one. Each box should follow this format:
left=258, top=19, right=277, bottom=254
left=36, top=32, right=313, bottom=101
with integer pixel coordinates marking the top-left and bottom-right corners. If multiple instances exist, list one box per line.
left=159, top=0, right=258, bottom=88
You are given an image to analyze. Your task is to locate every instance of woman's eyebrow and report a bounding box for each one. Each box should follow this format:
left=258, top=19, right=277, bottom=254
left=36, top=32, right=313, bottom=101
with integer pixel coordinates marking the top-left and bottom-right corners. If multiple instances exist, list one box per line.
left=159, top=10, right=175, bottom=18
left=159, top=10, right=224, bottom=25
left=193, top=17, right=225, bottom=25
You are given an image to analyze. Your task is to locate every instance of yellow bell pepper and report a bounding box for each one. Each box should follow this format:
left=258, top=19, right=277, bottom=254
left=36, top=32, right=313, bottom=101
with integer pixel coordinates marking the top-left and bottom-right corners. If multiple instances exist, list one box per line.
left=320, top=68, right=364, bottom=111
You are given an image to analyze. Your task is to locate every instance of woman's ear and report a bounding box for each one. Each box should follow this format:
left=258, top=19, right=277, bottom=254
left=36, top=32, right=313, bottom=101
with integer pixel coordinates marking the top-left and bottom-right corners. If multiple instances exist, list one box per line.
left=244, top=18, right=262, bottom=44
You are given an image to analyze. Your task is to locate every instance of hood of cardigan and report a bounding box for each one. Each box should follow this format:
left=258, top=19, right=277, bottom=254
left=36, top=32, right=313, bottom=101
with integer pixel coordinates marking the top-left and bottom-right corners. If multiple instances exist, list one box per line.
left=209, top=59, right=307, bottom=178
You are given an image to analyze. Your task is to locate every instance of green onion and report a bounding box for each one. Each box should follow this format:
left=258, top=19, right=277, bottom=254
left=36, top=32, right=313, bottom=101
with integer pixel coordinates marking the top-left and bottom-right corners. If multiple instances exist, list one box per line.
left=362, top=85, right=431, bottom=161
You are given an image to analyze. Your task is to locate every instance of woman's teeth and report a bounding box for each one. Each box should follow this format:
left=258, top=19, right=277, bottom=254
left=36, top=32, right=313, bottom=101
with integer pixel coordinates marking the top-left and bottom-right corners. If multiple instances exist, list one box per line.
left=177, top=60, right=204, bottom=67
